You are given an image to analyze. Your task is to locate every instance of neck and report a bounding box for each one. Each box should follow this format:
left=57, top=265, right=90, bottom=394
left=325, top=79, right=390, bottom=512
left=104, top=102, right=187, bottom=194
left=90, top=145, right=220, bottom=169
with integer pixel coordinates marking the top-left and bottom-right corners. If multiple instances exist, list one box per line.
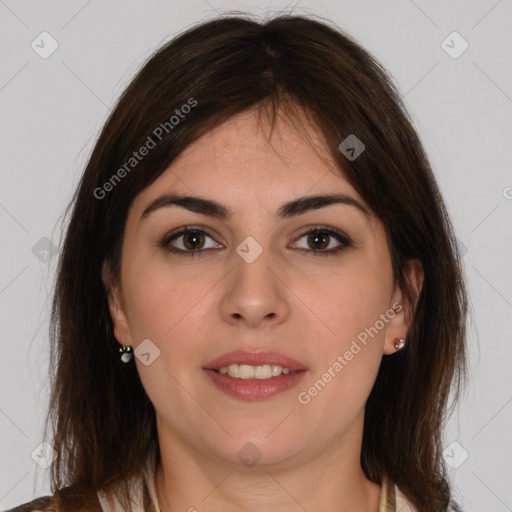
left=154, top=419, right=381, bottom=512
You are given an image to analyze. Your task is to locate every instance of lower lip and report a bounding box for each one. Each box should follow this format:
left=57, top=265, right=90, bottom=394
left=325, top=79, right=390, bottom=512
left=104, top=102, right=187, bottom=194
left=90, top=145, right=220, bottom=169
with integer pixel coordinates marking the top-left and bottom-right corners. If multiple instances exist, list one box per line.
left=203, top=368, right=307, bottom=400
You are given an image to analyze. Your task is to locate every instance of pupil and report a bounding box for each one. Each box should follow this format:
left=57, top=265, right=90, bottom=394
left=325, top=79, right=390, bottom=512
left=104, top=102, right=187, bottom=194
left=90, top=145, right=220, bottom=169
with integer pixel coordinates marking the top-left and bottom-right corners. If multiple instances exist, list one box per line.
left=184, top=232, right=203, bottom=250
left=309, top=233, right=328, bottom=250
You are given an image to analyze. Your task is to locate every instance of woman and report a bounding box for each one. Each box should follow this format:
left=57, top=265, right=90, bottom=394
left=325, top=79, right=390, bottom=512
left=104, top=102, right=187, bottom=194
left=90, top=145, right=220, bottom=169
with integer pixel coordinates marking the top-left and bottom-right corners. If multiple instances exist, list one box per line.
left=8, top=13, right=467, bottom=512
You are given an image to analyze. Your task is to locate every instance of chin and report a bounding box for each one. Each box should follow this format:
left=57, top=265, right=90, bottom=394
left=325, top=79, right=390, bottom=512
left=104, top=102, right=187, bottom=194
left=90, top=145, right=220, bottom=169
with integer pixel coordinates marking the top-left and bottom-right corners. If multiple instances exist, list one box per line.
left=208, top=428, right=305, bottom=469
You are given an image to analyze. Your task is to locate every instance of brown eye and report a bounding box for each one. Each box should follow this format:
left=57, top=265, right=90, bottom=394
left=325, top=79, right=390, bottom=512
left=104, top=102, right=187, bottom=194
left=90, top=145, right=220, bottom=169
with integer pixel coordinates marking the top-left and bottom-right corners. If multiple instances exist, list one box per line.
left=307, top=232, right=330, bottom=250
left=182, top=231, right=205, bottom=250
left=159, top=225, right=351, bottom=258
left=292, top=227, right=352, bottom=257
left=159, top=227, right=222, bottom=257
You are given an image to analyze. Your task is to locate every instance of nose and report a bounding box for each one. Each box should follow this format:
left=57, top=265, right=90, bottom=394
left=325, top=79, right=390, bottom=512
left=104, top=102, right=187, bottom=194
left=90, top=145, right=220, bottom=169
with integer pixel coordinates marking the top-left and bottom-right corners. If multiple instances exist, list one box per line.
left=220, top=247, right=291, bottom=329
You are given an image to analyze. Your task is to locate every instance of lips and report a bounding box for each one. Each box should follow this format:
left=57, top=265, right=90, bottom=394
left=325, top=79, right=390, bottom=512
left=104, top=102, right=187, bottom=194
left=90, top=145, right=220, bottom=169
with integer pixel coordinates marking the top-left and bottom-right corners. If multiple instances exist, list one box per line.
left=204, top=368, right=307, bottom=400
left=204, top=350, right=308, bottom=372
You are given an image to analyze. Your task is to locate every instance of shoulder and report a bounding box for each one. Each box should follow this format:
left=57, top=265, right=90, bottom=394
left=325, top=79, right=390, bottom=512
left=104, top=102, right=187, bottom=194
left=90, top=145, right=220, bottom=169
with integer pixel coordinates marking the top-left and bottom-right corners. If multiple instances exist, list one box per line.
left=394, top=484, right=417, bottom=511
left=395, top=484, right=464, bottom=512
left=5, top=485, right=103, bottom=512
left=5, top=494, right=56, bottom=512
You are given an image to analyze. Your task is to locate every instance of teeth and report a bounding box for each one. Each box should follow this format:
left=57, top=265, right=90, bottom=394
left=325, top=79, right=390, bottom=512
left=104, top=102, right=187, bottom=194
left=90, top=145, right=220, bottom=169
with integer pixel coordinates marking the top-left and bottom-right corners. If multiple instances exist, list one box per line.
left=218, top=364, right=294, bottom=379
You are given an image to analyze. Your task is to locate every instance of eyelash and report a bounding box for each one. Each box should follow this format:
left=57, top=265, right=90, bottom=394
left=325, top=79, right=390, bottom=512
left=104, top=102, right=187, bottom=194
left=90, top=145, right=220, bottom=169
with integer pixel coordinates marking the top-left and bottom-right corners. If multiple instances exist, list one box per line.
left=158, top=225, right=352, bottom=259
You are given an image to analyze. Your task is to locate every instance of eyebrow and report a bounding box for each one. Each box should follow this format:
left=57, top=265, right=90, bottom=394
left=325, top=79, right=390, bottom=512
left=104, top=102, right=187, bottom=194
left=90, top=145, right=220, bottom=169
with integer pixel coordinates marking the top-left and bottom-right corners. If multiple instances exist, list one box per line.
left=140, top=192, right=371, bottom=222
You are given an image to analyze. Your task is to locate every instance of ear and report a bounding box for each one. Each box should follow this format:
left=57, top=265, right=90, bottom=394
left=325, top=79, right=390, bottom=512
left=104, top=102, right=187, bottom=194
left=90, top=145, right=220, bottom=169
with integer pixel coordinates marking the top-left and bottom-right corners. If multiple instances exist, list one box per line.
left=383, top=258, right=424, bottom=355
left=101, top=261, right=133, bottom=347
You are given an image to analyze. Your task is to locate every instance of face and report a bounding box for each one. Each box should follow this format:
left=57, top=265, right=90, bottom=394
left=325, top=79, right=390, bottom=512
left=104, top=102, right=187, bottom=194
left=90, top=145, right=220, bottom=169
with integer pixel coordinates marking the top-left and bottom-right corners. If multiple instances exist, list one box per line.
left=104, top=107, right=421, bottom=470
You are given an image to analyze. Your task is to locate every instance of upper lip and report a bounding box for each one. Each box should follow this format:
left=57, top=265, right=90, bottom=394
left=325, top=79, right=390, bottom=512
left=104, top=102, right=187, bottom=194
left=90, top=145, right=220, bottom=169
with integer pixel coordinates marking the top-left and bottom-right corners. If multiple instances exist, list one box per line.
left=204, top=350, right=308, bottom=371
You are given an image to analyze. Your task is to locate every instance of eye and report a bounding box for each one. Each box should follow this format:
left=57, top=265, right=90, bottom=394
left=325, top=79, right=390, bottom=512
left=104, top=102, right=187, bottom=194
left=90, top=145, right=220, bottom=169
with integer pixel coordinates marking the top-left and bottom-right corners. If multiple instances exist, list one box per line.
left=291, top=226, right=352, bottom=257
left=159, top=226, right=221, bottom=257
left=158, top=225, right=352, bottom=258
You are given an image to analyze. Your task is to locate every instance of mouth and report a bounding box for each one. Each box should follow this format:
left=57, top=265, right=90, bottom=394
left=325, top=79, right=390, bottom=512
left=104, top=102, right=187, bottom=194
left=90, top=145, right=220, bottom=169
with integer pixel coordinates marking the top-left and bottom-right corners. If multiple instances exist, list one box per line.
left=211, top=363, right=298, bottom=379
left=203, top=350, right=308, bottom=400
left=204, top=349, right=307, bottom=372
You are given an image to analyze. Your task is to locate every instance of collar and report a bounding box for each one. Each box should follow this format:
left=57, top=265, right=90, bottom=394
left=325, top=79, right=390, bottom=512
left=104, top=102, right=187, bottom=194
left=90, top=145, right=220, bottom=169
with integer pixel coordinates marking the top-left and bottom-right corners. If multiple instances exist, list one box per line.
left=379, top=474, right=396, bottom=512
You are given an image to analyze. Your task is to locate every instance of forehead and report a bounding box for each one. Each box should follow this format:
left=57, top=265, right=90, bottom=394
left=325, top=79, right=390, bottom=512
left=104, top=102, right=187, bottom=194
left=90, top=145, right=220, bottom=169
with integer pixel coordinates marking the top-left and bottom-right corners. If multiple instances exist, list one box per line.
left=131, top=108, right=366, bottom=217
left=171, top=108, right=337, bottom=179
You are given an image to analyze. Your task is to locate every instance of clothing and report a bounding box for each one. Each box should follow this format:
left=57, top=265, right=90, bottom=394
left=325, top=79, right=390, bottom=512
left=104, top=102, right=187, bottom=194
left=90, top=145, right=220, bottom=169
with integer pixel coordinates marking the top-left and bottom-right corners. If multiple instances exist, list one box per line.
left=5, top=478, right=416, bottom=512
left=6, top=448, right=416, bottom=512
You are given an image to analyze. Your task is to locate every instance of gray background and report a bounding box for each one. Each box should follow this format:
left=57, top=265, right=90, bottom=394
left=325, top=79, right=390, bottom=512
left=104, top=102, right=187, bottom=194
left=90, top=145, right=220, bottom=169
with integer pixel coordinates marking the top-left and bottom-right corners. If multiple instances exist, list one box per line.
left=1, top=1, right=511, bottom=511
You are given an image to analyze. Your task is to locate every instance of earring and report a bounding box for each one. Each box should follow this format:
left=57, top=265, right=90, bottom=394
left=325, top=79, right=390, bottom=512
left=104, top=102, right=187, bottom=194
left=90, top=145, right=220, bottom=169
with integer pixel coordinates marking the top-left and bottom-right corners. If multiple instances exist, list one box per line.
left=119, top=345, right=133, bottom=363
left=393, top=338, right=406, bottom=351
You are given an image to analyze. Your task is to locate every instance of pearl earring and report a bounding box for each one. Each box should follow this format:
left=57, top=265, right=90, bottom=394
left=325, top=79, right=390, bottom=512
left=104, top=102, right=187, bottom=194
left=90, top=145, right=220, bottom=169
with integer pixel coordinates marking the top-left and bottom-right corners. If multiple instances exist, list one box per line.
left=393, top=338, right=405, bottom=350
left=119, top=345, right=133, bottom=363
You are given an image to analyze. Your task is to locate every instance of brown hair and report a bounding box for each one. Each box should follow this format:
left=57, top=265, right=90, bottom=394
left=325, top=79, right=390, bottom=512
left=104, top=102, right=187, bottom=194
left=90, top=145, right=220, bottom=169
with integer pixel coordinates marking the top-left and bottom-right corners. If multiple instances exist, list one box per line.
left=44, top=13, right=468, bottom=511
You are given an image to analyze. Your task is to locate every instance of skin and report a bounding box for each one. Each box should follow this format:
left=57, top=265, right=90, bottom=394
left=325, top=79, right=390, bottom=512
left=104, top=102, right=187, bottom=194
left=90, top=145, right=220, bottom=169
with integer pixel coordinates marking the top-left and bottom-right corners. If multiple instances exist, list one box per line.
left=103, top=106, right=423, bottom=512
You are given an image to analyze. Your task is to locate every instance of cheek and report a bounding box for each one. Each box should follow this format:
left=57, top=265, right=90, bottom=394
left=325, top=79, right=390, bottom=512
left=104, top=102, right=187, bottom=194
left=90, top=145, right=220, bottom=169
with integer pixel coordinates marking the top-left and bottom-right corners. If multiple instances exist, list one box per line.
left=122, top=256, right=217, bottom=350
left=303, top=256, right=393, bottom=407
left=297, top=269, right=388, bottom=417
left=307, top=262, right=392, bottom=347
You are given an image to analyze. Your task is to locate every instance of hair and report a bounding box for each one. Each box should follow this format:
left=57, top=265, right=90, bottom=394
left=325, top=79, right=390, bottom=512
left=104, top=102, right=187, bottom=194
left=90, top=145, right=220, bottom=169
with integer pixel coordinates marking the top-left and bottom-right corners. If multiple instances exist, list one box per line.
left=43, top=12, right=468, bottom=512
